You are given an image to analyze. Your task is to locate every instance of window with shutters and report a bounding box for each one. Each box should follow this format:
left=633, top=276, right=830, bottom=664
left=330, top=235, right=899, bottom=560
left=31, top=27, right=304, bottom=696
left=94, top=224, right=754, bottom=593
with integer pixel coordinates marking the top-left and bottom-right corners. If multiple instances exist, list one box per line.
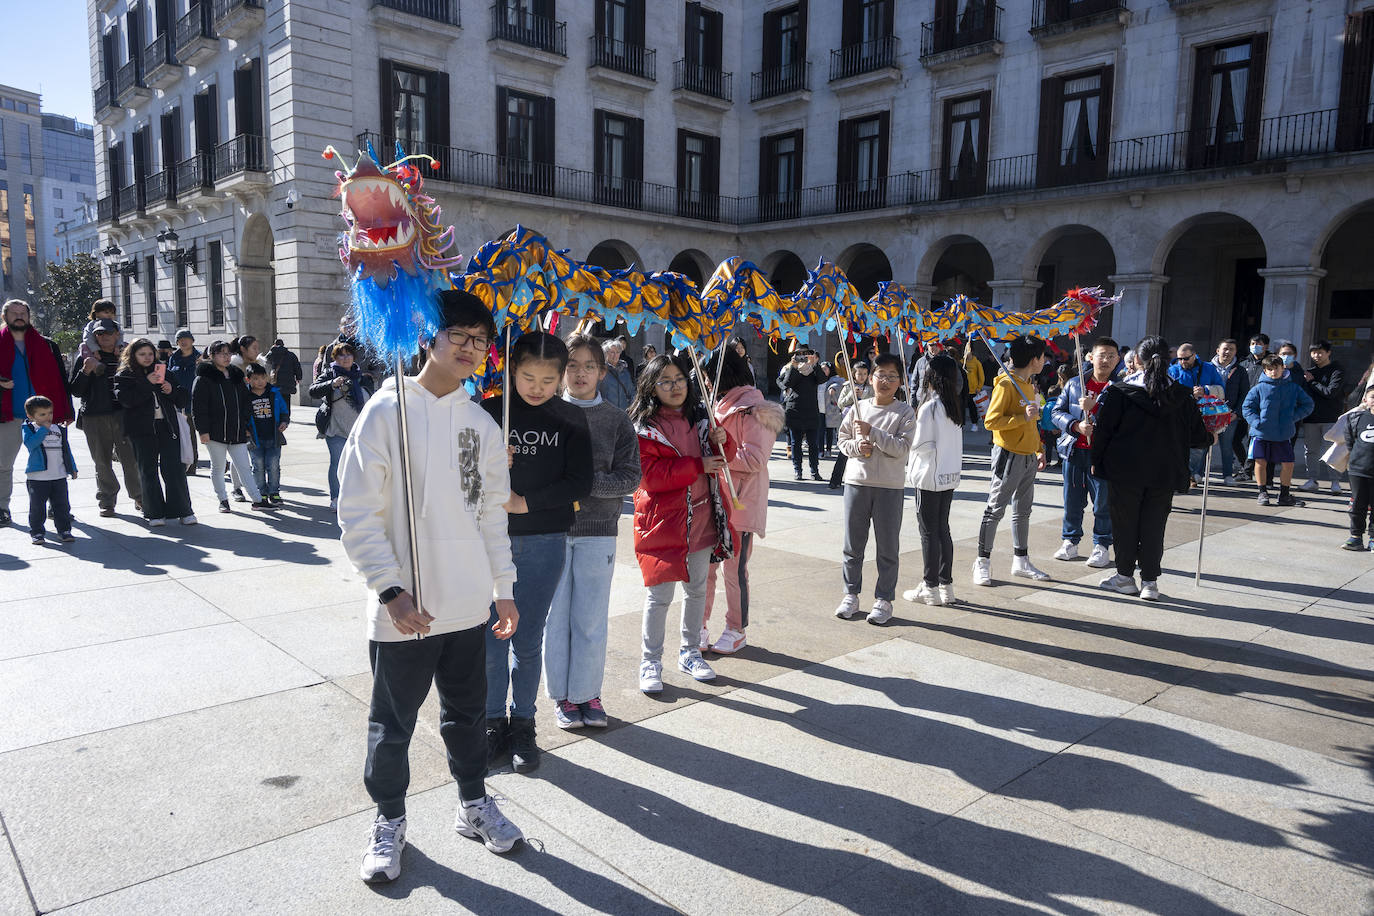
left=676, top=129, right=719, bottom=220
left=836, top=112, right=889, bottom=211
left=942, top=92, right=989, bottom=199
left=380, top=61, right=450, bottom=177
left=1036, top=66, right=1113, bottom=187
left=1187, top=36, right=1266, bottom=169
left=494, top=0, right=565, bottom=54
left=834, top=0, right=895, bottom=79
left=594, top=110, right=643, bottom=208
left=756, top=3, right=808, bottom=100
left=208, top=239, right=224, bottom=327
left=928, top=0, right=996, bottom=56
left=680, top=3, right=729, bottom=99
left=145, top=255, right=158, bottom=329
left=175, top=258, right=188, bottom=329
left=1337, top=12, right=1374, bottom=152
left=121, top=272, right=133, bottom=328
left=593, top=0, right=651, bottom=78
left=497, top=87, right=555, bottom=195
left=759, top=129, right=803, bottom=220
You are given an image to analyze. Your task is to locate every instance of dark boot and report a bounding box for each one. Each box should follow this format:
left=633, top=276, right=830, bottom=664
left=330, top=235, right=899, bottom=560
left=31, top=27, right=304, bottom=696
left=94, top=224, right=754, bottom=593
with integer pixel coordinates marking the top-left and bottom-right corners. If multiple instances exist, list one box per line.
left=485, top=716, right=509, bottom=772
left=507, top=715, right=540, bottom=774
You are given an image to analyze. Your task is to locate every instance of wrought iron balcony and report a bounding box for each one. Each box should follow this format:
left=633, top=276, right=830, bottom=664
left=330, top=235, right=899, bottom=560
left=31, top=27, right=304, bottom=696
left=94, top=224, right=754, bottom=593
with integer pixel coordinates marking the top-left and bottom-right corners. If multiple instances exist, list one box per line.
left=175, top=5, right=218, bottom=64
left=829, top=36, right=900, bottom=81
left=213, top=0, right=266, bottom=38
left=370, top=0, right=459, bottom=26
left=589, top=36, right=655, bottom=81
left=116, top=183, right=144, bottom=218
left=144, top=169, right=177, bottom=207
left=489, top=4, right=566, bottom=56
left=751, top=62, right=811, bottom=103
left=97, top=194, right=117, bottom=225
left=114, top=60, right=146, bottom=105
left=94, top=81, right=113, bottom=114
left=144, top=33, right=181, bottom=88
left=1032, top=0, right=1127, bottom=35
left=215, top=134, right=268, bottom=177
left=673, top=60, right=732, bottom=102
left=174, top=152, right=216, bottom=198
left=921, top=5, right=1001, bottom=58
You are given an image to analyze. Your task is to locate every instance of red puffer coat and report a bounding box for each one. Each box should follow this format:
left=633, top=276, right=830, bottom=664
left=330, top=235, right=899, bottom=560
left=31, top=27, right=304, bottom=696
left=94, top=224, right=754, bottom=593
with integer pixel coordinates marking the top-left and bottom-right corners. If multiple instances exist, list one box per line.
left=633, top=418, right=735, bottom=587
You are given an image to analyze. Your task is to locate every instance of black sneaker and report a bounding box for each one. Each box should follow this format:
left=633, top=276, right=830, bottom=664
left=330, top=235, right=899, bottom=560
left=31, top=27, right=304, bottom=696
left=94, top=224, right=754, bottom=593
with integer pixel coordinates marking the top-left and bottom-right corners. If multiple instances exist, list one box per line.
left=811, top=472, right=824, bottom=481
left=1342, top=536, right=1365, bottom=551
left=250, top=500, right=272, bottom=511
left=1276, top=493, right=1305, bottom=508
left=269, top=494, right=285, bottom=505
left=232, top=488, right=247, bottom=503
left=507, top=715, right=540, bottom=774
left=485, top=717, right=509, bottom=771
left=218, top=499, right=232, bottom=513
left=0, top=509, right=10, bottom=525
left=793, top=471, right=803, bottom=481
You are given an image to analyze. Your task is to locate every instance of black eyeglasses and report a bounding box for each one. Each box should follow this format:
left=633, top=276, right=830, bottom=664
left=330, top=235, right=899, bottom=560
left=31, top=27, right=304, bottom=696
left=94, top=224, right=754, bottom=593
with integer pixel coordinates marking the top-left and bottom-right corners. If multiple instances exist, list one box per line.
left=443, top=329, right=492, bottom=352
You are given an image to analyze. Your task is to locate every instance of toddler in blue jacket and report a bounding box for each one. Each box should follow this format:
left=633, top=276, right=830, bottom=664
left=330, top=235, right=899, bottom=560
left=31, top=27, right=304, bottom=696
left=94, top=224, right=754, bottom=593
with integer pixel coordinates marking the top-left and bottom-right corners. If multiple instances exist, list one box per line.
left=1241, top=355, right=1315, bottom=507
left=21, top=395, right=78, bottom=544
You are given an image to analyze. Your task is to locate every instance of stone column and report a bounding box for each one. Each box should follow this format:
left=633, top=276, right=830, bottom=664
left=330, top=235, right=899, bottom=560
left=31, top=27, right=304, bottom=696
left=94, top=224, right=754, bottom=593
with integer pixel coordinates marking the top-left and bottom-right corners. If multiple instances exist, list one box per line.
left=904, top=282, right=937, bottom=311
left=986, top=279, right=1042, bottom=312
left=1258, top=266, right=1327, bottom=349
left=1106, top=273, right=1169, bottom=347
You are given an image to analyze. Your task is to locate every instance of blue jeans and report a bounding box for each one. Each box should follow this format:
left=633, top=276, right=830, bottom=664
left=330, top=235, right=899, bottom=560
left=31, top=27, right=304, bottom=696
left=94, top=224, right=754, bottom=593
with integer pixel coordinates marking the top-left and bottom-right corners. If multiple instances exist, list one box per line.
left=249, top=442, right=281, bottom=497
left=1061, top=447, right=1112, bottom=546
left=486, top=532, right=567, bottom=720
left=325, top=435, right=347, bottom=500
left=1213, top=423, right=1237, bottom=478
left=543, top=535, right=617, bottom=705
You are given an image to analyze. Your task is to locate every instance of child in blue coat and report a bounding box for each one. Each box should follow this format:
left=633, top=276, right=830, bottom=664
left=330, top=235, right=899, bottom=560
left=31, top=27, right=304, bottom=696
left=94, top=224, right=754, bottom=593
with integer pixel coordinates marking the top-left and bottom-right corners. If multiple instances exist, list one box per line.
left=1241, top=355, right=1315, bottom=507
left=244, top=364, right=290, bottom=504
left=21, top=395, right=78, bottom=544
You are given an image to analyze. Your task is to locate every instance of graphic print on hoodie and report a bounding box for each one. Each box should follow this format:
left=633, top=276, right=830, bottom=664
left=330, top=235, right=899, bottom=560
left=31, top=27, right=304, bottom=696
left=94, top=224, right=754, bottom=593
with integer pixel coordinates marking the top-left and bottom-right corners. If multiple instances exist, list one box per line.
left=482, top=390, right=594, bottom=535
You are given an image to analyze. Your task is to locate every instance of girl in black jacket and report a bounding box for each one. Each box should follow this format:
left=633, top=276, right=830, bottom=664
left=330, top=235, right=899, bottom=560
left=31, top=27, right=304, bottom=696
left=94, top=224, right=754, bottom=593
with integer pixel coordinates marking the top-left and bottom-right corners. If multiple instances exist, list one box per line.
left=1091, top=335, right=1211, bottom=602
left=192, top=340, right=266, bottom=512
left=115, top=338, right=195, bottom=526
left=308, top=341, right=374, bottom=509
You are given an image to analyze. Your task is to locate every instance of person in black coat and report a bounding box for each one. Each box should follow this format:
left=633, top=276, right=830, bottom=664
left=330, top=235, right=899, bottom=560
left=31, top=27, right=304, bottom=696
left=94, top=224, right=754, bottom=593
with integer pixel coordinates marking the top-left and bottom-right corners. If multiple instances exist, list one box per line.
left=1298, top=340, right=1346, bottom=493
left=192, top=340, right=266, bottom=511
left=114, top=338, right=194, bottom=525
left=1091, top=335, right=1211, bottom=602
left=265, top=338, right=304, bottom=405
left=778, top=346, right=831, bottom=481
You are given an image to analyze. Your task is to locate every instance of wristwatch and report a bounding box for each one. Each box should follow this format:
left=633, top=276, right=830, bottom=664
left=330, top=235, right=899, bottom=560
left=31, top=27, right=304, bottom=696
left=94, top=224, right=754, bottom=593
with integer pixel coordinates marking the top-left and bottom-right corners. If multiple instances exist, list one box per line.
left=378, top=586, right=404, bottom=604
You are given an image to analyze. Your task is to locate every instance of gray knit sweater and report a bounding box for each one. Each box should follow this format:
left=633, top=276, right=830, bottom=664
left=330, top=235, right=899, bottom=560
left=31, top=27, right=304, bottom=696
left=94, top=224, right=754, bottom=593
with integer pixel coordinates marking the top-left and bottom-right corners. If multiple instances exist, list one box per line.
left=564, top=395, right=642, bottom=538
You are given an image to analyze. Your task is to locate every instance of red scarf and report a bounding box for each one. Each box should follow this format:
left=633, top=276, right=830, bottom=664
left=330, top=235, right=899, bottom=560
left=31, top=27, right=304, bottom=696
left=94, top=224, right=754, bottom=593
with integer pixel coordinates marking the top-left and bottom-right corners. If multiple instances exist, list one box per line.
left=0, top=327, right=72, bottom=424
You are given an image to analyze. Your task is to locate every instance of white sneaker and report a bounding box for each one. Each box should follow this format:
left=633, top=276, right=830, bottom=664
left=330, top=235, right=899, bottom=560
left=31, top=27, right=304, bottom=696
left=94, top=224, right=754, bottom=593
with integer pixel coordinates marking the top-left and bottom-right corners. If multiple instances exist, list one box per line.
left=972, top=557, right=992, bottom=586
left=1099, top=573, right=1139, bottom=594
left=180, top=515, right=198, bottom=525
left=866, top=599, right=894, bottom=625
left=329, top=498, right=338, bottom=510
left=1139, top=580, right=1161, bottom=601
left=678, top=648, right=716, bottom=681
left=937, top=584, right=956, bottom=606
left=698, top=627, right=711, bottom=651
left=639, top=660, right=663, bottom=694
left=359, top=814, right=406, bottom=883
left=148, top=518, right=166, bottom=528
left=1223, top=475, right=1235, bottom=486
left=902, top=583, right=938, bottom=606
left=455, top=795, right=523, bottom=853
left=1011, top=556, right=1050, bottom=581
left=834, top=594, right=862, bottom=619
left=1331, top=481, right=1343, bottom=495
left=1299, top=479, right=1318, bottom=492
left=711, top=627, right=746, bottom=654
left=1086, top=544, right=1112, bottom=568
left=1053, top=539, right=1078, bottom=561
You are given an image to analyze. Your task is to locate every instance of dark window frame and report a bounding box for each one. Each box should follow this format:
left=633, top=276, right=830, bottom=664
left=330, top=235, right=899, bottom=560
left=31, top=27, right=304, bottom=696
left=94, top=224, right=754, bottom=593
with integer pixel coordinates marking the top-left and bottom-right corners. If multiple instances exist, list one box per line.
left=496, top=86, right=555, bottom=195
left=593, top=109, right=644, bottom=208
left=836, top=111, right=889, bottom=211
left=145, top=254, right=158, bottom=329
left=378, top=59, right=451, bottom=174
left=942, top=91, right=991, bottom=199
left=1187, top=33, right=1267, bottom=168
left=208, top=239, right=224, bottom=328
left=1337, top=11, right=1374, bottom=151
left=759, top=128, right=804, bottom=220
left=1036, top=64, right=1114, bottom=187
left=676, top=128, right=719, bottom=220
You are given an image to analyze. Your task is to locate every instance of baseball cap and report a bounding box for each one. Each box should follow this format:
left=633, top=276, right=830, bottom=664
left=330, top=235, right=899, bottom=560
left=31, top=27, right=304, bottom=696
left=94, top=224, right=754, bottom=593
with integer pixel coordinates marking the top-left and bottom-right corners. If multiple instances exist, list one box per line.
left=92, top=318, right=119, bottom=334
left=175, top=327, right=194, bottom=341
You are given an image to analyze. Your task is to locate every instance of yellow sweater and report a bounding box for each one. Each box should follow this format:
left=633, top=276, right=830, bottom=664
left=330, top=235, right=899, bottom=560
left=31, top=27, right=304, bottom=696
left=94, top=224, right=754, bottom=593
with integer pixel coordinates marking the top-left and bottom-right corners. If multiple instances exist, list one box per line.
left=983, top=372, right=1042, bottom=455
left=964, top=353, right=985, bottom=391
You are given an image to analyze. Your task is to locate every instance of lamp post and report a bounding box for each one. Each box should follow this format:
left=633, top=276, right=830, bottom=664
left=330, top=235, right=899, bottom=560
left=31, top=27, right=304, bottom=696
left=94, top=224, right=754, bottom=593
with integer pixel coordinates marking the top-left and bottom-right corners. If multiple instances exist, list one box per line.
left=157, top=228, right=197, bottom=273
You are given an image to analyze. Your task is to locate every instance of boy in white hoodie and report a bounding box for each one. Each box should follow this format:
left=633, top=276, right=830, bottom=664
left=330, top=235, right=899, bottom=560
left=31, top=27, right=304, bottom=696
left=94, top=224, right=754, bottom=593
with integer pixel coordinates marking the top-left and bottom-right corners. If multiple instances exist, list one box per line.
left=338, top=289, right=523, bottom=884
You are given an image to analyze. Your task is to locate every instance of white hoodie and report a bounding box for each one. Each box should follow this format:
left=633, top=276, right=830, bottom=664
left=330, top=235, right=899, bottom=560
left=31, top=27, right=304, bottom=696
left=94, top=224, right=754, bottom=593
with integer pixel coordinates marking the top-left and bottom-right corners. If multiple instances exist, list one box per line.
left=338, top=376, right=516, bottom=642
left=906, top=397, right=964, bottom=492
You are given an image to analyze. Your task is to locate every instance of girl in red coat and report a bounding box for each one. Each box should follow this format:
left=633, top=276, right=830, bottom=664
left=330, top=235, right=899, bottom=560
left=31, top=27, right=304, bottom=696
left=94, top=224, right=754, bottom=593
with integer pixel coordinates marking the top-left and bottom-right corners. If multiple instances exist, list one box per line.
left=631, top=355, right=734, bottom=694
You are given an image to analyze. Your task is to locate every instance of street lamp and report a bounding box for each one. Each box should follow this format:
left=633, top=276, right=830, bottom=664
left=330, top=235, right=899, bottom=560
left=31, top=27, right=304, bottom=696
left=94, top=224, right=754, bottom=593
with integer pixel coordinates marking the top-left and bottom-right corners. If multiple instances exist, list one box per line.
left=102, top=243, right=123, bottom=275
left=157, top=228, right=197, bottom=273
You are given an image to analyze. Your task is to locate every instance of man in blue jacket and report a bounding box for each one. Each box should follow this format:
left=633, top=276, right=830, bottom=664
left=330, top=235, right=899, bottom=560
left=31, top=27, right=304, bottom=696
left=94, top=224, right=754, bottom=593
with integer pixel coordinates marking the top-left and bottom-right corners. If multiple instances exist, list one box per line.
left=1168, top=342, right=1224, bottom=485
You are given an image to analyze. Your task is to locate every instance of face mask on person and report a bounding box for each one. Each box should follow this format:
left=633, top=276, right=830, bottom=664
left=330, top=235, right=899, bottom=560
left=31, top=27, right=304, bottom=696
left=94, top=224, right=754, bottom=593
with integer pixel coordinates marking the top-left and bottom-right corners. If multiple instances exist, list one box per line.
left=1281, top=354, right=1296, bottom=368
left=1250, top=344, right=1264, bottom=357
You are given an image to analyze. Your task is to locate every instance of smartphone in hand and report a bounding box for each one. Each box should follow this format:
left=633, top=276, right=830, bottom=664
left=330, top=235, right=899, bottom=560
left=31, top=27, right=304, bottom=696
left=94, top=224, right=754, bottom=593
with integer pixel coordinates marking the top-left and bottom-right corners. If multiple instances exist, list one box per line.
left=148, top=363, right=166, bottom=385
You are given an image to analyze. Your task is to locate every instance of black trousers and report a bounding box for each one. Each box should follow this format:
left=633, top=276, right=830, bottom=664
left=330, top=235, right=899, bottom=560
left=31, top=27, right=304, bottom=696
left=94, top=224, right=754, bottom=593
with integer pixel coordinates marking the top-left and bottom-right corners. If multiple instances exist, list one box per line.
left=27, top=478, right=71, bottom=536
left=788, top=424, right=821, bottom=475
left=916, top=488, right=955, bottom=587
left=366, top=624, right=488, bottom=818
left=1108, top=481, right=1174, bottom=581
left=1350, top=475, right=1373, bottom=537
left=130, top=424, right=192, bottom=520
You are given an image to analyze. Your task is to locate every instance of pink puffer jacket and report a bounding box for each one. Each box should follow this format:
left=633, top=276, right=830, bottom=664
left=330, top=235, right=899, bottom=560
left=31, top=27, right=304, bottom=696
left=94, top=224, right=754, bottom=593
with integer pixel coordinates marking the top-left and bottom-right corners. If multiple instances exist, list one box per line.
left=714, top=385, right=786, bottom=536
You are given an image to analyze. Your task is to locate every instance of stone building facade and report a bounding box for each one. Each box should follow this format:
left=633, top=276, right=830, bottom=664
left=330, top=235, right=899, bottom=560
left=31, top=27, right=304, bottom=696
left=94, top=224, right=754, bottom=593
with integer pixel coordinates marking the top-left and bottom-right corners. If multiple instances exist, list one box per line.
left=91, top=0, right=1374, bottom=375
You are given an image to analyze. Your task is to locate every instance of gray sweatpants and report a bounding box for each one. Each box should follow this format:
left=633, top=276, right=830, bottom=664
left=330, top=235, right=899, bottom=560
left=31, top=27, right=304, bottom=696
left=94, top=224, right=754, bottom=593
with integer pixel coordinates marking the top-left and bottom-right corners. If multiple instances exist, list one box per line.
left=1300, top=423, right=1334, bottom=483
left=842, top=483, right=905, bottom=601
left=642, top=547, right=711, bottom=664
left=81, top=412, right=143, bottom=511
left=0, top=419, right=21, bottom=512
left=978, top=446, right=1038, bottom=558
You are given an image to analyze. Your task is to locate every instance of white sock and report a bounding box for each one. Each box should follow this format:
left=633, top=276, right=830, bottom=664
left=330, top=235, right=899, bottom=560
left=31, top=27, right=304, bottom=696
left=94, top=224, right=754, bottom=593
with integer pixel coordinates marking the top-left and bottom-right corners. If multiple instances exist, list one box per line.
left=461, top=796, right=488, bottom=808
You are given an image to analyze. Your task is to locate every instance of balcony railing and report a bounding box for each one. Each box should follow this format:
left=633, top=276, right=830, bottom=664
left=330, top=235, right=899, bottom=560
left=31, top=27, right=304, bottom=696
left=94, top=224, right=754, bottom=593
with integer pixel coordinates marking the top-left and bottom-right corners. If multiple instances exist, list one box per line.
left=144, top=168, right=176, bottom=206
left=829, top=36, right=900, bottom=81
left=144, top=32, right=177, bottom=73
left=674, top=59, right=732, bottom=102
left=115, top=60, right=143, bottom=99
left=371, top=0, right=459, bottom=26
left=175, top=4, right=215, bottom=54
left=117, top=183, right=144, bottom=217
left=589, top=36, right=655, bottom=81
left=751, top=62, right=811, bottom=102
left=489, top=4, right=566, bottom=55
left=215, top=133, right=268, bottom=176
left=94, top=81, right=113, bottom=113
left=175, top=152, right=215, bottom=196
left=357, top=108, right=1365, bottom=228
left=1032, top=0, right=1127, bottom=32
left=97, top=194, right=116, bottom=224
left=921, top=5, right=1001, bottom=57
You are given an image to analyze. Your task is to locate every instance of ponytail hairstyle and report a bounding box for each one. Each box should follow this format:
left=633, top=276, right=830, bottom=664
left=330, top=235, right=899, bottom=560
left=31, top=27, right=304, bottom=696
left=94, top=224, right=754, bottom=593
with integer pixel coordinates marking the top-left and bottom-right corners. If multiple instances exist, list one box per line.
left=1135, top=335, right=1172, bottom=404
left=923, top=353, right=966, bottom=426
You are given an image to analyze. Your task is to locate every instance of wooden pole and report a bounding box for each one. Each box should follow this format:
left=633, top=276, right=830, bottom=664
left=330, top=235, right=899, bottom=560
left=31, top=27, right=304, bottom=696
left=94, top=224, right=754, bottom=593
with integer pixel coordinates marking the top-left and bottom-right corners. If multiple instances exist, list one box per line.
left=685, top=344, right=744, bottom=510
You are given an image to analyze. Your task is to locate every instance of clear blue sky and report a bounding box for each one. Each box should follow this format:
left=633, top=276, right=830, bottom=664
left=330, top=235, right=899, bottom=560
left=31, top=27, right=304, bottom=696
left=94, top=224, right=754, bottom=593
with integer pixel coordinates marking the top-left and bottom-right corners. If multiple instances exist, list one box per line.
left=0, top=0, right=95, bottom=123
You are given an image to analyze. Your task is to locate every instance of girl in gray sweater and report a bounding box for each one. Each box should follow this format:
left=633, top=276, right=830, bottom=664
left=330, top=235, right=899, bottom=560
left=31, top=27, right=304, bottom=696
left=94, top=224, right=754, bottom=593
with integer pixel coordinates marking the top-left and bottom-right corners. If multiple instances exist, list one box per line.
left=543, top=333, right=642, bottom=729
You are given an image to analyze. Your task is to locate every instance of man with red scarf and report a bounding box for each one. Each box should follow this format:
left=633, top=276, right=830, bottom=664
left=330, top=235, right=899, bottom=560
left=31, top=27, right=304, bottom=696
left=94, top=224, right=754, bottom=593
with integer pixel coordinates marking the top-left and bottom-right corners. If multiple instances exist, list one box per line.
left=0, top=299, right=74, bottom=526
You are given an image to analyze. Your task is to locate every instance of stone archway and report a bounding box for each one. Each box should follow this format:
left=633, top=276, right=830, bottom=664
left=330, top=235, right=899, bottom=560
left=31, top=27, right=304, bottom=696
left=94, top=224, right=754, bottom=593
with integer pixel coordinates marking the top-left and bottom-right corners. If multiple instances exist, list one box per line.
left=1026, top=225, right=1118, bottom=335
left=668, top=248, right=715, bottom=288
left=922, top=235, right=994, bottom=307
left=586, top=239, right=641, bottom=271
left=1316, top=201, right=1374, bottom=373
left=1157, top=213, right=1266, bottom=347
left=237, top=212, right=275, bottom=341
left=836, top=242, right=893, bottom=300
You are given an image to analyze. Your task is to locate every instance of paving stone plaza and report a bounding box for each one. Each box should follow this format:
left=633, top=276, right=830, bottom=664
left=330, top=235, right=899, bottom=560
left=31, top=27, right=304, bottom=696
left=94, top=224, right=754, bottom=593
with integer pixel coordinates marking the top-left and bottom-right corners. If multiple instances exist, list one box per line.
left=0, top=423, right=1370, bottom=915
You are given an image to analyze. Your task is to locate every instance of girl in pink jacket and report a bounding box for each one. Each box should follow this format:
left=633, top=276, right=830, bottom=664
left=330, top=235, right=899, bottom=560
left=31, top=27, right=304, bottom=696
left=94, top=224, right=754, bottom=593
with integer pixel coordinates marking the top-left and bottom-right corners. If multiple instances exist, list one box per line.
left=701, top=348, right=786, bottom=654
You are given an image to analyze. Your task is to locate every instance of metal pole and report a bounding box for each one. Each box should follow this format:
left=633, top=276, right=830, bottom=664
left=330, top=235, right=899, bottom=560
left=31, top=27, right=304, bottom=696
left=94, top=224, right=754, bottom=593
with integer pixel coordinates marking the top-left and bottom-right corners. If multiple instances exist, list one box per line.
left=502, top=328, right=512, bottom=442
left=393, top=353, right=424, bottom=639
left=1195, top=448, right=1212, bottom=586
left=685, top=343, right=743, bottom=510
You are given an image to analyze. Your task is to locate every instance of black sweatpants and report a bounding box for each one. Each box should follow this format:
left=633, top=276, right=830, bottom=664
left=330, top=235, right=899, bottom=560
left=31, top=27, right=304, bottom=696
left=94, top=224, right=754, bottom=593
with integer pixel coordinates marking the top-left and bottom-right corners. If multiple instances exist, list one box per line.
left=129, top=423, right=192, bottom=520
left=916, top=488, right=955, bottom=587
left=366, top=624, right=488, bottom=818
left=1350, top=475, right=1373, bottom=537
left=788, top=424, right=822, bottom=476
left=1108, top=481, right=1174, bottom=582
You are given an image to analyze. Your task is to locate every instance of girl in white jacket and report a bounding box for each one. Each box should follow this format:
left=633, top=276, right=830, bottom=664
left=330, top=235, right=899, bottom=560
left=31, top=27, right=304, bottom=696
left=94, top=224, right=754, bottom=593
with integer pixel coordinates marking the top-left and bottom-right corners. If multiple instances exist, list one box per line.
left=903, top=354, right=966, bottom=607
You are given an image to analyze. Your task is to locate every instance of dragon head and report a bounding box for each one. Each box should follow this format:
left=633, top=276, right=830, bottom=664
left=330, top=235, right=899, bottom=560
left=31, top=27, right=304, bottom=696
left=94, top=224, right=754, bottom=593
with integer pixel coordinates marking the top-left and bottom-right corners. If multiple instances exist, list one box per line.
left=331, top=145, right=462, bottom=287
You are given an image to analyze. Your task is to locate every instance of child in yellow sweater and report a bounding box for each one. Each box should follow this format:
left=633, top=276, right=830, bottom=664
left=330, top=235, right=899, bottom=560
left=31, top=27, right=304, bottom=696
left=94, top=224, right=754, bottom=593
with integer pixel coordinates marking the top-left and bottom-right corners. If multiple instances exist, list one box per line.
left=974, top=335, right=1050, bottom=586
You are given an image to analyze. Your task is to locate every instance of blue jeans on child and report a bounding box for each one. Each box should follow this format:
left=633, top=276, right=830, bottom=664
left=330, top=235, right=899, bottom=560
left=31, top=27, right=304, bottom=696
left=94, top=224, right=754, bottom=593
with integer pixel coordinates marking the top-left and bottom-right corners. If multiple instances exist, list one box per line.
left=249, top=442, right=281, bottom=497
left=1061, top=448, right=1112, bottom=546
left=543, top=535, right=617, bottom=705
left=325, top=435, right=347, bottom=500
left=486, top=532, right=567, bottom=720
